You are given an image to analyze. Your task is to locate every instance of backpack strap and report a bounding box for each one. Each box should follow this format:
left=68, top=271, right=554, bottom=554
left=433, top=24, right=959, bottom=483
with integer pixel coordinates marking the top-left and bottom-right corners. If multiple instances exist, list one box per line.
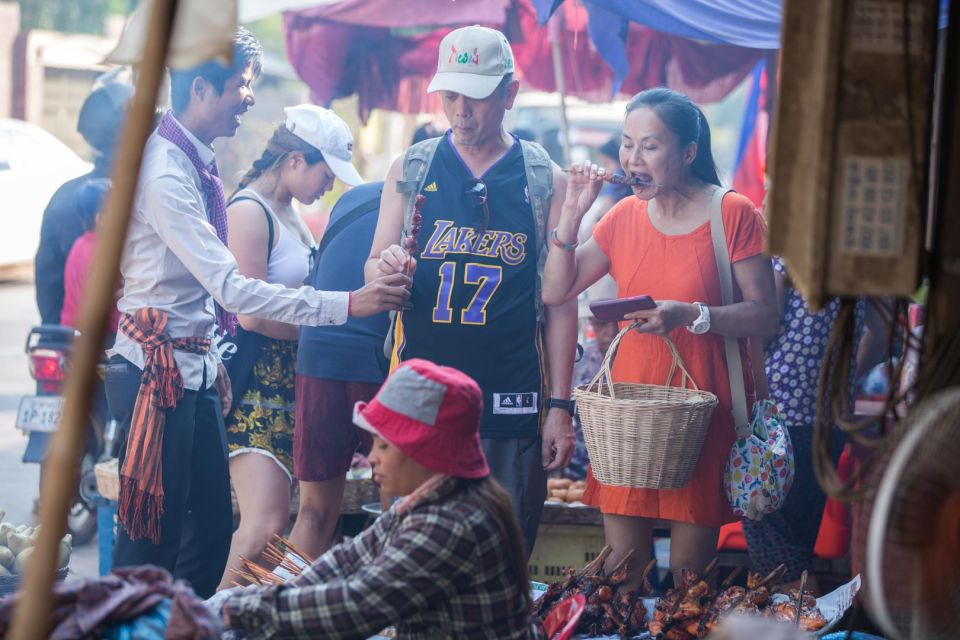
left=384, top=137, right=442, bottom=360
left=396, top=137, right=443, bottom=244
left=315, top=193, right=381, bottom=262
left=229, top=194, right=275, bottom=263
left=392, top=136, right=553, bottom=326
left=519, top=139, right=554, bottom=323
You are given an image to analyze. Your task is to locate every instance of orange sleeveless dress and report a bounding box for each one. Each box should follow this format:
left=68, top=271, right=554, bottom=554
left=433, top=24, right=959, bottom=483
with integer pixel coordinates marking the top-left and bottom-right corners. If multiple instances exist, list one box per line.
left=582, top=192, right=766, bottom=527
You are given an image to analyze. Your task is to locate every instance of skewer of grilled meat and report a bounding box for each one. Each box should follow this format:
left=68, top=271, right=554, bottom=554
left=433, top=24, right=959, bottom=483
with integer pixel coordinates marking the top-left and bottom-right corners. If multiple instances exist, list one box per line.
left=402, top=194, right=426, bottom=263
left=794, top=570, right=808, bottom=628
left=647, top=558, right=718, bottom=635
left=537, top=548, right=666, bottom=638
left=766, top=586, right=828, bottom=631
left=616, top=558, right=658, bottom=639
left=718, top=564, right=784, bottom=619
left=405, top=195, right=425, bottom=251
left=648, top=566, right=715, bottom=639
left=531, top=567, right=577, bottom=618
left=582, top=550, right=636, bottom=636
left=693, top=567, right=744, bottom=637
left=532, top=546, right=612, bottom=617
left=651, top=561, right=782, bottom=640
left=561, top=168, right=661, bottom=190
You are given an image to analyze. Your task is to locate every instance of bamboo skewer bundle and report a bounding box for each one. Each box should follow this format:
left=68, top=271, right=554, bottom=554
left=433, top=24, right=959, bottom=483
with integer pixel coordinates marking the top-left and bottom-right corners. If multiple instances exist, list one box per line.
left=231, top=534, right=315, bottom=586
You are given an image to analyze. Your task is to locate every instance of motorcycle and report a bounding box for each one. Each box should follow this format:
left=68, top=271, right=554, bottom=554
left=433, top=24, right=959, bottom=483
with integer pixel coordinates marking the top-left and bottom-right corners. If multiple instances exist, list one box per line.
left=16, top=324, right=118, bottom=546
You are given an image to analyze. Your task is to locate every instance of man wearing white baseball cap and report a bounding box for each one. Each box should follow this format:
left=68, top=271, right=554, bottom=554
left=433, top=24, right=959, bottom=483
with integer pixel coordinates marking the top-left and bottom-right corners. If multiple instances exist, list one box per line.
left=426, top=24, right=517, bottom=100
left=365, top=25, right=579, bottom=555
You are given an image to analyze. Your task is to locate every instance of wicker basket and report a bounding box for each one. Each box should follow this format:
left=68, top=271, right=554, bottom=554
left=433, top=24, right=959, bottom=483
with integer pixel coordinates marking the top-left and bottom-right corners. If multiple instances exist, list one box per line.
left=0, top=568, right=68, bottom=596
left=94, top=458, right=120, bottom=501
left=341, top=478, right=380, bottom=514
left=573, top=325, right=718, bottom=489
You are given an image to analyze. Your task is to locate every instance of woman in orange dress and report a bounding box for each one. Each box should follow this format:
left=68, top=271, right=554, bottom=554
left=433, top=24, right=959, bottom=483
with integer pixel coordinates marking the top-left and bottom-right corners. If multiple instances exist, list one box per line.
left=542, top=88, right=778, bottom=590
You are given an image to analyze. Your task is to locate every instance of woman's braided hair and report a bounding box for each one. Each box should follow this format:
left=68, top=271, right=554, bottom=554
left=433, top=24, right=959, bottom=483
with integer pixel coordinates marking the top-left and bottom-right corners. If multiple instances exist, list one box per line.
left=235, top=124, right=325, bottom=194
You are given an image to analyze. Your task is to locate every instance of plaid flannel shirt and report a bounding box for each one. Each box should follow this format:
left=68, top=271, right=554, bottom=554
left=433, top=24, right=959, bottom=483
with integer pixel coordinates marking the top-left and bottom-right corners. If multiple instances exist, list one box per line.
left=222, top=477, right=543, bottom=639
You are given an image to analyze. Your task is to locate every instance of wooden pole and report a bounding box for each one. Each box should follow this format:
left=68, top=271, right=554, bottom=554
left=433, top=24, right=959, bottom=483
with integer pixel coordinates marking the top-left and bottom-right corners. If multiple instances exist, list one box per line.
left=7, top=0, right=180, bottom=637
left=919, top=0, right=960, bottom=398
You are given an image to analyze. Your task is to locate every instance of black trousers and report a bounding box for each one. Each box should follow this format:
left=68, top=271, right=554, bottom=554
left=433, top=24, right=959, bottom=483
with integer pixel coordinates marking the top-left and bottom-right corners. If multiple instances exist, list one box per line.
left=105, top=357, right=232, bottom=598
left=480, top=436, right=547, bottom=557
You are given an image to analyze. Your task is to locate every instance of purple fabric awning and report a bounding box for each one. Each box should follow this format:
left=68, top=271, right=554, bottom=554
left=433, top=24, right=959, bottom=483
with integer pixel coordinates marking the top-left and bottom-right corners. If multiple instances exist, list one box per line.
left=282, top=0, right=766, bottom=120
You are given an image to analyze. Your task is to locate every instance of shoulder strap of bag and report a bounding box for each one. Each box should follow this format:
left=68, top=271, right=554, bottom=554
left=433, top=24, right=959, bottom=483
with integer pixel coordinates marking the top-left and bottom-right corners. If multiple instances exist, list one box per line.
left=396, top=137, right=442, bottom=242
left=519, top=139, right=553, bottom=324
left=315, top=193, right=381, bottom=262
left=708, top=187, right=751, bottom=436
left=383, top=137, right=442, bottom=359
left=230, top=195, right=275, bottom=262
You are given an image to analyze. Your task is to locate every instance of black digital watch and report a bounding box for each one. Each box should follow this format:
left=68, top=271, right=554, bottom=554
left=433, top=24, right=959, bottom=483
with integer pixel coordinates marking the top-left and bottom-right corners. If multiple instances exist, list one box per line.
left=545, top=397, right=576, bottom=417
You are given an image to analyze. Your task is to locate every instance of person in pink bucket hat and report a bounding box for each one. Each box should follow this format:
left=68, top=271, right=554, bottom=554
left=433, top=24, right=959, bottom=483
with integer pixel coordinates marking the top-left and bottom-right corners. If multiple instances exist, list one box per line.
left=219, top=358, right=543, bottom=639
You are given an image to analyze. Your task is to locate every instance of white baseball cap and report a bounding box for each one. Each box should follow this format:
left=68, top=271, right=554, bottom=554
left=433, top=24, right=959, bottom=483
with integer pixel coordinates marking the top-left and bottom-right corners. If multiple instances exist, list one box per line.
left=427, top=26, right=515, bottom=100
left=283, top=104, right=364, bottom=186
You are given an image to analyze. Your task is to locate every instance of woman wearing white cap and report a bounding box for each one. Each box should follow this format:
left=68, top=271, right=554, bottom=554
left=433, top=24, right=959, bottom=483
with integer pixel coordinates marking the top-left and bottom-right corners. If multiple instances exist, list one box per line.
left=217, top=104, right=364, bottom=591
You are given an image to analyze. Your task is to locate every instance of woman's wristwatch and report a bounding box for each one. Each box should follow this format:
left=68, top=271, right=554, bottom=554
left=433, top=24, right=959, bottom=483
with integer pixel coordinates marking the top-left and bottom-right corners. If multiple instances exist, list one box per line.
left=545, top=397, right=576, bottom=416
left=686, top=302, right=711, bottom=335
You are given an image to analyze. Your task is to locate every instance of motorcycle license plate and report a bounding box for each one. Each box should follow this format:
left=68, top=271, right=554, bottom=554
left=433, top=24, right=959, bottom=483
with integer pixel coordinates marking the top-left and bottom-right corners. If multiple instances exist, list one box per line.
left=16, top=396, right=64, bottom=432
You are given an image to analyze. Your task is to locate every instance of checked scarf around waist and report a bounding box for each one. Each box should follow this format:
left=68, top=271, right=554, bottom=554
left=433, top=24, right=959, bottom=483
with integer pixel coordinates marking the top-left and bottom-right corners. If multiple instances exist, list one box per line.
left=118, top=309, right=211, bottom=543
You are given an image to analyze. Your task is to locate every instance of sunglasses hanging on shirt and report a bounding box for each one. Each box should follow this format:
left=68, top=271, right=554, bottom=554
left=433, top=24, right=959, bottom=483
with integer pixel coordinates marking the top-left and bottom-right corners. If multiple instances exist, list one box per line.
left=463, top=178, right=490, bottom=233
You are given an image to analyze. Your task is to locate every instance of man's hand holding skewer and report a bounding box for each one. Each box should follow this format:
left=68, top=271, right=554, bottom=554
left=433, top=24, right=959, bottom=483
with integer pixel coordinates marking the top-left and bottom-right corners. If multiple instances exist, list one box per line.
left=376, top=244, right=417, bottom=278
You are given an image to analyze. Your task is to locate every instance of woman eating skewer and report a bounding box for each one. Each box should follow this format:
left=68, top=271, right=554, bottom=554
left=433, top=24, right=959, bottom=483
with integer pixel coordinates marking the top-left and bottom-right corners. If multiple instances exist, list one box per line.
left=541, top=87, right=778, bottom=592
left=216, top=359, right=542, bottom=639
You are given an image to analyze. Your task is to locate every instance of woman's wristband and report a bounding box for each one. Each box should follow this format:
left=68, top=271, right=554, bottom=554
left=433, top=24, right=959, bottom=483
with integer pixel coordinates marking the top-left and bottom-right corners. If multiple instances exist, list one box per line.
left=550, top=228, right=578, bottom=251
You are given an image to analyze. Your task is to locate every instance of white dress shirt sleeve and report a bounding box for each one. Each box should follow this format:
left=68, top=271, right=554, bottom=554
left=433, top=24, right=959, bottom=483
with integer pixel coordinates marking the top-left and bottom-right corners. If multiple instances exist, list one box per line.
left=141, top=172, right=348, bottom=327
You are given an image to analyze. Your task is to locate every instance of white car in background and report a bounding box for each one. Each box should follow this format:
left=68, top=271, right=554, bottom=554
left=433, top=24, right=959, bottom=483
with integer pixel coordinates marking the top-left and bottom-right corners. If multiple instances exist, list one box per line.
left=0, top=118, right=92, bottom=269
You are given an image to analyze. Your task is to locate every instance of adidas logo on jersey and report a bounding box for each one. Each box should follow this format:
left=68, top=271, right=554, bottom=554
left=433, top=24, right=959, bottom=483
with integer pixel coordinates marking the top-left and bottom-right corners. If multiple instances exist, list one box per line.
left=492, top=392, right=538, bottom=415
left=424, top=181, right=438, bottom=192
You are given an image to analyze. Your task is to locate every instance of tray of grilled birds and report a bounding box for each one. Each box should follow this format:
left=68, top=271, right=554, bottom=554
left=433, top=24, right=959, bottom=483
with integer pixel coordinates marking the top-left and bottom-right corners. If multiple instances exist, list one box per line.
left=533, top=547, right=860, bottom=639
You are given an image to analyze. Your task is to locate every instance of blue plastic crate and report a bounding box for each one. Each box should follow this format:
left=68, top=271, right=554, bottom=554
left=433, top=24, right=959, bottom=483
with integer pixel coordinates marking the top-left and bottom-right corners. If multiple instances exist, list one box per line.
left=94, top=497, right=117, bottom=576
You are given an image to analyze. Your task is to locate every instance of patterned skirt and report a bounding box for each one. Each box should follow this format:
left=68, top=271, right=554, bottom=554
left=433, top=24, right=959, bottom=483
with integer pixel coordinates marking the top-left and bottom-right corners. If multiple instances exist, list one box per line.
left=225, top=338, right=297, bottom=480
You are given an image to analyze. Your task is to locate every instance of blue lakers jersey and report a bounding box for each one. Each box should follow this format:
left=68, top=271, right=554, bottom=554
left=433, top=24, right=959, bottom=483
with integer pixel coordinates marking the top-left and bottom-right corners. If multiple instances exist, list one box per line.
left=392, top=132, right=543, bottom=438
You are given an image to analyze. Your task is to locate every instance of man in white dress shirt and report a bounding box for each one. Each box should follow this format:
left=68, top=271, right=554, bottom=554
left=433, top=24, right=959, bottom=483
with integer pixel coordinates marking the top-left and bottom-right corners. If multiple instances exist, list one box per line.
left=106, top=28, right=409, bottom=597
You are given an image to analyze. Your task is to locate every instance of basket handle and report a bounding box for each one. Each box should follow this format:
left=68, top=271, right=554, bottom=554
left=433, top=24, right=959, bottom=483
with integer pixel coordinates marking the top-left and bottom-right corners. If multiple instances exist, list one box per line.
left=586, top=323, right=702, bottom=398
left=662, top=337, right=701, bottom=391
left=586, top=322, right=636, bottom=399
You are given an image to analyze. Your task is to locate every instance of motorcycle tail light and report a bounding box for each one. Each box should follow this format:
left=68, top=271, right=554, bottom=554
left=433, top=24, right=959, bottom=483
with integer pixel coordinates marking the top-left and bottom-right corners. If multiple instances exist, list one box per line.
left=29, top=348, right=67, bottom=391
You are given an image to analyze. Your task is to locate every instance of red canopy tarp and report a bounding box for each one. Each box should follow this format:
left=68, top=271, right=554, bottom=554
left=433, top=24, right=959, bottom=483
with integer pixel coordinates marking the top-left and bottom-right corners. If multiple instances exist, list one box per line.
left=282, top=0, right=762, bottom=121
